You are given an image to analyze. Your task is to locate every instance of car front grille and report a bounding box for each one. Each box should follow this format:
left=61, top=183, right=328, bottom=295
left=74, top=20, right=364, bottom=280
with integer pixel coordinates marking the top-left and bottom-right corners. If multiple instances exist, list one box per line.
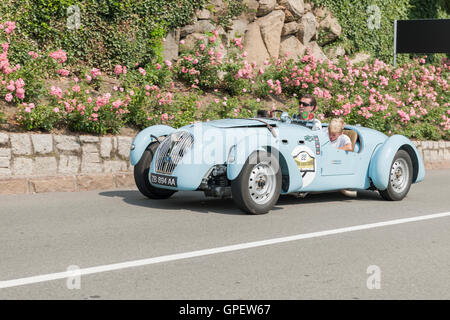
left=154, top=131, right=194, bottom=174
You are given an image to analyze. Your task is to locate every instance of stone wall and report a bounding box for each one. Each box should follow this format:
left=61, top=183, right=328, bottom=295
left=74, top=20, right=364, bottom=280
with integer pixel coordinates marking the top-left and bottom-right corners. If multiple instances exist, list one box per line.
left=0, top=132, right=449, bottom=194
left=414, top=140, right=450, bottom=170
left=0, top=132, right=134, bottom=194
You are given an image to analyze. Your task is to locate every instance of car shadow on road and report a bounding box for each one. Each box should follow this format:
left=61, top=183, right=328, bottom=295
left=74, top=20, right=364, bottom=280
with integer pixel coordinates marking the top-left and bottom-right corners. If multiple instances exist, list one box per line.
left=99, top=190, right=249, bottom=215
left=277, top=189, right=382, bottom=206
left=99, top=189, right=382, bottom=215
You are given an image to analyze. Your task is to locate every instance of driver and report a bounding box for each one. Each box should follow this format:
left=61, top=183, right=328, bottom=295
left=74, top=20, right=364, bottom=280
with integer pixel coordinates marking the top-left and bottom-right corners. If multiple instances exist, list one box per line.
left=299, top=94, right=322, bottom=131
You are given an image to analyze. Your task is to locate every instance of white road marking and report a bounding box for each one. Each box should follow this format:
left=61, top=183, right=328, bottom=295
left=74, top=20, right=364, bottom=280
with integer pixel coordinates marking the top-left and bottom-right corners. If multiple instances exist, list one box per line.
left=1, top=211, right=450, bottom=289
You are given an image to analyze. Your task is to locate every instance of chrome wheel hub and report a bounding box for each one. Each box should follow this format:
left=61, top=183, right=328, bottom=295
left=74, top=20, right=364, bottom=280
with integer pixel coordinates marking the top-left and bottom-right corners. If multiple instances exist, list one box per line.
left=390, top=158, right=409, bottom=193
left=248, top=161, right=276, bottom=205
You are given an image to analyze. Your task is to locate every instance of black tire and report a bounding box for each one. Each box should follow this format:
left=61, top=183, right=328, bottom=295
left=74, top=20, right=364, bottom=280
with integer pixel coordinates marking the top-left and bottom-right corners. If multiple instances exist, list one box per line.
left=133, top=142, right=176, bottom=199
left=379, top=150, right=413, bottom=201
left=231, top=150, right=282, bottom=214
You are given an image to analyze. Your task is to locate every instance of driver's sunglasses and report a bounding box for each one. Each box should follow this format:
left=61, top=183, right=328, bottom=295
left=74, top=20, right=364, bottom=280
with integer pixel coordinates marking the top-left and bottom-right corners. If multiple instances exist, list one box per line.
left=299, top=102, right=314, bottom=107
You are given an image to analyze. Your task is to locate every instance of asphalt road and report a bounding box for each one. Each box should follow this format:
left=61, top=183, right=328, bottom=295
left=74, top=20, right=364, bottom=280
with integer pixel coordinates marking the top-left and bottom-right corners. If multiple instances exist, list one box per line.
left=0, top=169, right=449, bottom=299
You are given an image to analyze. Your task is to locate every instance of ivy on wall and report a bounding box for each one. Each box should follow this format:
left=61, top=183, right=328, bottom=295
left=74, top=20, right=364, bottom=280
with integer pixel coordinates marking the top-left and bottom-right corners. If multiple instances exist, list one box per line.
left=0, top=0, right=207, bottom=71
left=311, top=0, right=450, bottom=64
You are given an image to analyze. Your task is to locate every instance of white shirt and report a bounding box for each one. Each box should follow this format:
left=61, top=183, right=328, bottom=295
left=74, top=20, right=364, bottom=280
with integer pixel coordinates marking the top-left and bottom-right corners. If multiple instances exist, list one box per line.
left=322, top=128, right=351, bottom=148
left=330, top=134, right=351, bottom=148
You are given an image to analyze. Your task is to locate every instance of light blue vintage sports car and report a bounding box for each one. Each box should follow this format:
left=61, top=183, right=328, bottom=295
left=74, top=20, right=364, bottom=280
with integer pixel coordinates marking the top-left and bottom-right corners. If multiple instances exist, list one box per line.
left=129, top=112, right=425, bottom=214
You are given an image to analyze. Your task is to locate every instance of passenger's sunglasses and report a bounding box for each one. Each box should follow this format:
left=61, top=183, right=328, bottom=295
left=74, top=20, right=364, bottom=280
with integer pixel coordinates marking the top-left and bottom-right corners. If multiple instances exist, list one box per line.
left=299, top=102, right=314, bottom=107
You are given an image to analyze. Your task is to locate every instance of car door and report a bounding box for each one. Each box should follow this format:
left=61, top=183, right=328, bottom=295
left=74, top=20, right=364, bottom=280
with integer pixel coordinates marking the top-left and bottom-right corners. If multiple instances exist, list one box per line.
left=317, top=130, right=357, bottom=176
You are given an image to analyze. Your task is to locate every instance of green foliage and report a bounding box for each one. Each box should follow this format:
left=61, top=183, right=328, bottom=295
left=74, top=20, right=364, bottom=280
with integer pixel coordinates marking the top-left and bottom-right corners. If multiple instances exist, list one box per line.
left=2, top=0, right=206, bottom=72
left=120, top=63, right=172, bottom=91
left=16, top=104, right=61, bottom=131
left=165, top=94, right=203, bottom=128
left=217, top=0, right=247, bottom=29
left=311, top=0, right=450, bottom=64
left=125, top=89, right=204, bottom=130
left=66, top=103, right=124, bottom=134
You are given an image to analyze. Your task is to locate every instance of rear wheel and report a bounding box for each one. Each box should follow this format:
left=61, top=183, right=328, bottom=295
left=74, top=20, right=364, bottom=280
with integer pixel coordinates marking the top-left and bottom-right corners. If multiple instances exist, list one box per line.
left=379, top=150, right=412, bottom=201
left=231, top=150, right=281, bottom=214
left=134, top=142, right=176, bottom=199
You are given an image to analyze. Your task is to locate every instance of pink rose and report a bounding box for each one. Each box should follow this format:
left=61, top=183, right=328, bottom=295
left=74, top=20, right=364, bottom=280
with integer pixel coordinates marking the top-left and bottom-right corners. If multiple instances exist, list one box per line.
left=90, top=68, right=101, bottom=78
left=164, top=60, right=172, bottom=68
left=28, top=51, right=38, bottom=59
left=49, top=49, right=67, bottom=64
left=57, top=69, right=70, bottom=76
left=114, top=65, right=123, bottom=75
left=16, top=87, right=25, bottom=99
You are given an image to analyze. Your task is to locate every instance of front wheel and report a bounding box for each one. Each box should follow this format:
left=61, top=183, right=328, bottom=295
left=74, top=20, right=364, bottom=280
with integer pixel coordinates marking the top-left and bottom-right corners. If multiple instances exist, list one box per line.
left=231, top=150, right=281, bottom=214
left=379, top=150, right=412, bottom=201
left=134, top=142, right=176, bottom=199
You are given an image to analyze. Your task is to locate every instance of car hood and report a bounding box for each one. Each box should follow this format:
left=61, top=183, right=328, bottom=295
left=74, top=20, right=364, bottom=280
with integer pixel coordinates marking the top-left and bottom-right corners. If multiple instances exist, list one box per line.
left=203, top=118, right=278, bottom=128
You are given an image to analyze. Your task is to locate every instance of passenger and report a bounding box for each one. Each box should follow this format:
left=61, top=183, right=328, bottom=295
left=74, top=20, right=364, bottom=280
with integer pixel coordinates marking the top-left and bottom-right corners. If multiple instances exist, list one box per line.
left=324, top=118, right=353, bottom=151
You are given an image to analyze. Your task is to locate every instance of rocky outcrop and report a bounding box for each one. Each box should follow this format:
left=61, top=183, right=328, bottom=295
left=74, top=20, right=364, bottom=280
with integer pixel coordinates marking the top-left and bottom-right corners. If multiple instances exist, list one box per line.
left=163, top=29, right=180, bottom=62
left=280, top=0, right=305, bottom=18
left=297, top=12, right=317, bottom=45
left=196, top=9, right=211, bottom=20
left=279, top=35, right=306, bottom=60
left=326, top=45, right=345, bottom=62
left=227, top=19, right=249, bottom=44
left=243, top=22, right=271, bottom=65
left=258, top=10, right=285, bottom=59
left=317, top=12, right=342, bottom=45
left=257, top=0, right=277, bottom=17
left=282, top=22, right=299, bottom=36
left=306, top=41, right=327, bottom=61
left=182, top=33, right=207, bottom=51
left=194, top=20, right=216, bottom=34
left=242, top=0, right=259, bottom=22
left=350, top=52, right=371, bottom=65
left=167, top=0, right=351, bottom=64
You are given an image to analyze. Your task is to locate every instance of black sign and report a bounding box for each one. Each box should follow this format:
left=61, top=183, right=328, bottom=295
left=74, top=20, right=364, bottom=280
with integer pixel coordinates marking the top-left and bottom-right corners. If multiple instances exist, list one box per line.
left=396, top=19, right=450, bottom=53
left=151, top=173, right=177, bottom=187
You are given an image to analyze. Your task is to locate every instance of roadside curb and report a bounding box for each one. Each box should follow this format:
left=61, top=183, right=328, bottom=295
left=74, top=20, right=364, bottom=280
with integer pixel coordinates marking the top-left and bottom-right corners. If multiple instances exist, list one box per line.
left=424, top=160, right=450, bottom=170
left=0, top=172, right=135, bottom=195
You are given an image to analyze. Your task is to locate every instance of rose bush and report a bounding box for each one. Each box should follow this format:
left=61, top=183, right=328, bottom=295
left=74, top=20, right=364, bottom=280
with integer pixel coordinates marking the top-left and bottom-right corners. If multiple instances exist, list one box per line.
left=0, top=21, right=448, bottom=140
left=175, top=32, right=449, bottom=140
